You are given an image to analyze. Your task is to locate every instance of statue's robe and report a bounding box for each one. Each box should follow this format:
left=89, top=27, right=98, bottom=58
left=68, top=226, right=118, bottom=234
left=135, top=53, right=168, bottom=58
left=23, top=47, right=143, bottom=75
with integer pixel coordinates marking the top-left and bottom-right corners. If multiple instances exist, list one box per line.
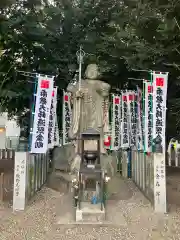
left=67, top=79, right=110, bottom=154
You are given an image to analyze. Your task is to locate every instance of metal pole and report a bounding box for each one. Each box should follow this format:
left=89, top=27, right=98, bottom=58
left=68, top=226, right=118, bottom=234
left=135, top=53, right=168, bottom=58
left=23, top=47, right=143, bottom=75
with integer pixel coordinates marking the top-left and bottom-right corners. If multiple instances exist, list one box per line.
left=76, top=46, right=85, bottom=154
left=78, top=46, right=82, bottom=90
left=131, top=68, right=152, bottom=73
left=76, top=46, right=85, bottom=91
left=128, top=78, right=144, bottom=81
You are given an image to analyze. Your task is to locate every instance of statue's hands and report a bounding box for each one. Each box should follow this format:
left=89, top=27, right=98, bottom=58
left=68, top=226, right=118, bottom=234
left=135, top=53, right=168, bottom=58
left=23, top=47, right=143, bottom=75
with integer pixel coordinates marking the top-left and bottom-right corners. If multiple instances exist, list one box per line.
left=75, top=90, right=83, bottom=99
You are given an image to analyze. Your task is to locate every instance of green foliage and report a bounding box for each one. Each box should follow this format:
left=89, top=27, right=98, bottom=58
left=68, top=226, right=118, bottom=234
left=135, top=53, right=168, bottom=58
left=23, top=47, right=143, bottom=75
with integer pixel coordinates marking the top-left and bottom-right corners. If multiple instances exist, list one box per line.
left=0, top=0, right=126, bottom=127
left=101, top=0, right=180, bottom=138
left=0, top=0, right=180, bottom=138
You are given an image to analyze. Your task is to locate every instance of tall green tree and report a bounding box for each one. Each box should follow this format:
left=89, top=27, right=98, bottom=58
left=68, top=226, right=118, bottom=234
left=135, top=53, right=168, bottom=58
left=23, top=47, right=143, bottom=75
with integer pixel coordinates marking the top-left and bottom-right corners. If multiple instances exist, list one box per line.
left=101, top=0, right=180, bottom=139
left=1, top=0, right=180, bottom=139
left=0, top=0, right=129, bottom=130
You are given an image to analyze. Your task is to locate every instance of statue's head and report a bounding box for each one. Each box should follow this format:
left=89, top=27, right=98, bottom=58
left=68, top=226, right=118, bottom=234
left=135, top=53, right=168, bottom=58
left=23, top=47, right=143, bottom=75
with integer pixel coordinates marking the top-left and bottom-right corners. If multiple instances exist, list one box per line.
left=85, top=64, right=99, bottom=80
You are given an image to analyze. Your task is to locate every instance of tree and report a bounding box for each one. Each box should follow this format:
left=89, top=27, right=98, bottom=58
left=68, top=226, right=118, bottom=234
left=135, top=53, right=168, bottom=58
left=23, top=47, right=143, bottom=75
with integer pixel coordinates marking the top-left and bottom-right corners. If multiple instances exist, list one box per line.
left=1, top=0, right=179, bottom=139
left=0, top=0, right=130, bottom=132
left=101, top=0, right=180, bottom=139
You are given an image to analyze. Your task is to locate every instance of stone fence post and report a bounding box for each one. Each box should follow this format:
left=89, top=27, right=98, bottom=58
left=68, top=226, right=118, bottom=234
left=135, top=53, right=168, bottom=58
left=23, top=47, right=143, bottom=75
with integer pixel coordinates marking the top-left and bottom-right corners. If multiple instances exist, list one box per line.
left=13, top=151, right=49, bottom=211
left=153, top=152, right=167, bottom=213
left=13, top=152, right=27, bottom=211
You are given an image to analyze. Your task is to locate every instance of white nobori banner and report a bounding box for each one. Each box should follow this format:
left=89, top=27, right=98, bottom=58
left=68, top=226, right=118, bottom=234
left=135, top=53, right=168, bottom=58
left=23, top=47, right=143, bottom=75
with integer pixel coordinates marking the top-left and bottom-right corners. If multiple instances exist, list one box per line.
left=111, top=94, right=121, bottom=150
left=48, top=87, right=57, bottom=149
left=31, top=75, right=54, bottom=153
left=144, top=81, right=153, bottom=152
left=53, top=87, right=58, bottom=144
left=54, top=115, right=60, bottom=146
left=62, top=91, right=72, bottom=145
left=152, top=72, right=168, bottom=153
left=53, top=87, right=60, bottom=146
left=136, top=86, right=143, bottom=150
left=127, top=91, right=137, bottom=146
left=152, top=72, right=168, bottom=214
left=121, top=91, right=129, bottom=148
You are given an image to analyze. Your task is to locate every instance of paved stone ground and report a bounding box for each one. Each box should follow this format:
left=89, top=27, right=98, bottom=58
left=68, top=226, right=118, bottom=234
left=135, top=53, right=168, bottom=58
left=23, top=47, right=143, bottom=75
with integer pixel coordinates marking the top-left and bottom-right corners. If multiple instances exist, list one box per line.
left=1, top=175, right=180, bottom=240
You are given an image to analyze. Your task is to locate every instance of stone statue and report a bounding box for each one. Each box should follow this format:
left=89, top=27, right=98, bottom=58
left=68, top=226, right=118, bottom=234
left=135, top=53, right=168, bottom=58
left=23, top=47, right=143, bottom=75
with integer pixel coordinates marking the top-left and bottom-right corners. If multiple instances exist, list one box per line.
left=67, top=64, right=110, bottom=154
left=53, top=63, right=116, bottom=178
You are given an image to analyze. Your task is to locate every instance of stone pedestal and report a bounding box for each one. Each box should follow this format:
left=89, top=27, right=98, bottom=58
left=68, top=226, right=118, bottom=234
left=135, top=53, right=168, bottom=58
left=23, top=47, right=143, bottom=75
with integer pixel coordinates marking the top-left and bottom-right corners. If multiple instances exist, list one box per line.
left=76, top=202, right=105, bottom=223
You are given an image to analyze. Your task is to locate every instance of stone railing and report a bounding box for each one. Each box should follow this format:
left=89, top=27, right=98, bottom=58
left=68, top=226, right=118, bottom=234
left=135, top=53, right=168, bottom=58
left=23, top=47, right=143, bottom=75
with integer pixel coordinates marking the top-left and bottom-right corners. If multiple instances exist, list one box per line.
left=0, top=149, right=15, bottom=202
left=131, top=150, right=154, bottom=202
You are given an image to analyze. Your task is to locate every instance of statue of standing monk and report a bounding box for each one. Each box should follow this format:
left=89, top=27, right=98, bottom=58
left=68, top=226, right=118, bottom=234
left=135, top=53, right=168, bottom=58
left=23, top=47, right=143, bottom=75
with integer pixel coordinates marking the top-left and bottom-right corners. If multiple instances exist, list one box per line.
left=52, top=63, right=117, bottom=176
left=67, top=64, right=110, bottom=154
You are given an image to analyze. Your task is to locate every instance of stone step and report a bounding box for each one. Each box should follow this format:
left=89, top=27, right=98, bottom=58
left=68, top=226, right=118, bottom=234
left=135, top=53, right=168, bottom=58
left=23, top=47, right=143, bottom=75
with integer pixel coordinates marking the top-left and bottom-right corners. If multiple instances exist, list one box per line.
left=76, top=202, right=105, bottom=223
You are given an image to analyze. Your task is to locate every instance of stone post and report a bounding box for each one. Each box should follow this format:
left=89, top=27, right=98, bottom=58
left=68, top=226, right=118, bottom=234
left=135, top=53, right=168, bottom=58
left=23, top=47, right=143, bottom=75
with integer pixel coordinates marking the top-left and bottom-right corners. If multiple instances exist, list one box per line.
left=153, top=153, right=167, bottom=213
left=153, top=137, right=167, bottom=213
left=13, top=152, right=28, bottom=211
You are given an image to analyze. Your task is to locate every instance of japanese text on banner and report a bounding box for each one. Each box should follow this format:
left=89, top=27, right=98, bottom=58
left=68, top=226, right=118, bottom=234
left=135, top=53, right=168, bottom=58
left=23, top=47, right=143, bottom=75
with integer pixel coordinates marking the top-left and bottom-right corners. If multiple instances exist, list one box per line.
left=136, top=86, right=143, bottom=150
left=53, top=88, right=60, bottom=146
left=63, top=91, right=72, bottom=145
left=31, top=75, right=54, bottom=153
left=48, top=88, right=57, bottom=148
left=144, top=82, right=153, bottom=152
left=121, top=92, right=129, bottom=148
left=111, top=95, right=121, bottom=150
left=127, top=91, right=137, bottom=146
left=152, top=72, right=168, bottom=153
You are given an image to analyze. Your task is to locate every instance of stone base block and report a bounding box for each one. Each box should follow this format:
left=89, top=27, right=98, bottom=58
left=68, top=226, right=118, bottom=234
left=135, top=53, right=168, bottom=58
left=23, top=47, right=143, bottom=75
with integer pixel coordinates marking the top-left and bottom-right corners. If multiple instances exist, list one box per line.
left=76, top=202, right=105, bottom=223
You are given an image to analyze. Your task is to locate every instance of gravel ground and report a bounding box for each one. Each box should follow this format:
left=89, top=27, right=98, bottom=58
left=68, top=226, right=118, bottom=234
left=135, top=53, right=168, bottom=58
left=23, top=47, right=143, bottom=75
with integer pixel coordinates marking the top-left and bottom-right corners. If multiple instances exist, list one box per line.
left=0, top=175, right=180, bottom=240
